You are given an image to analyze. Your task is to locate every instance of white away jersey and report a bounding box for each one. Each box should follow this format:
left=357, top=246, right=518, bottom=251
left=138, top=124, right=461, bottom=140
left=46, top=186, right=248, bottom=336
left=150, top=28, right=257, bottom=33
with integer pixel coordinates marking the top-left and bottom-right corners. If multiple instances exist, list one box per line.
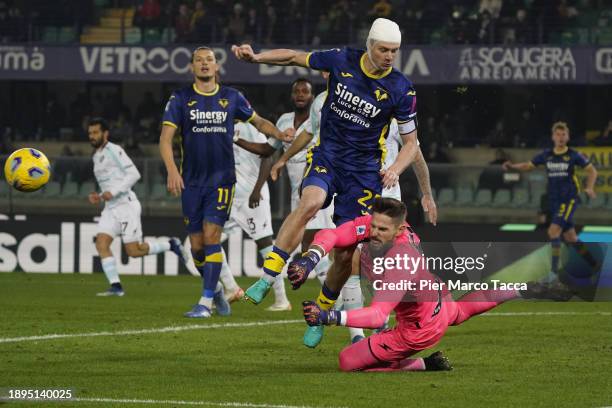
left=269, top=112, right=313, bottom=163
left=310, top=91, right=327, bottom=140
left=233, top=122, right=270, bottom=202
left=93, top=142, right=141, bottom=208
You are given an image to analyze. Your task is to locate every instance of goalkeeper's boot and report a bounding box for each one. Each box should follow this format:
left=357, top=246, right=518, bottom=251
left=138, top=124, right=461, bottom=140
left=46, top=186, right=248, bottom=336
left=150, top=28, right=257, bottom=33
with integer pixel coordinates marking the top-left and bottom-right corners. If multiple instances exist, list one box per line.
left=424, top=351, right=453, bottom=371
left=213, top=289, right=231, bottom=316
left=184, top=304, right=212, bottom=318
left=244, top=278, right=272, bottom=305
left=303, top=325, right=324, bottom=348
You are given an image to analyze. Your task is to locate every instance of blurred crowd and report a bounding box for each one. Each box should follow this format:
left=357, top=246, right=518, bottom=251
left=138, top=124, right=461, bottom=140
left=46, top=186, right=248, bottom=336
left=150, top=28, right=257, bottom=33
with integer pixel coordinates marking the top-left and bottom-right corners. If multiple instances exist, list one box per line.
left=0, top=0, right=611, bottom=45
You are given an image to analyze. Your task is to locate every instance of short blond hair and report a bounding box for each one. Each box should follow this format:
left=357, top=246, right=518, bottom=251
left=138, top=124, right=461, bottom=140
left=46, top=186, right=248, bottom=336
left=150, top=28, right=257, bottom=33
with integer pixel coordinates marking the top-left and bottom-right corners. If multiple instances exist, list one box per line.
left=551, top=121, right=569, bottom=134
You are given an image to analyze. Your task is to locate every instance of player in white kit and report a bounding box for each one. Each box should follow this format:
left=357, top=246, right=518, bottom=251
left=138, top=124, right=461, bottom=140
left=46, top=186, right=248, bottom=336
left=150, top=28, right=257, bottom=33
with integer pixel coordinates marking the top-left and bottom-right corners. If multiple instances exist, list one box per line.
left=87, top=118, right=189, bottom=296
left=235, top=78, right=334, bottom=283
left=217, top=121, right=291, bottom=311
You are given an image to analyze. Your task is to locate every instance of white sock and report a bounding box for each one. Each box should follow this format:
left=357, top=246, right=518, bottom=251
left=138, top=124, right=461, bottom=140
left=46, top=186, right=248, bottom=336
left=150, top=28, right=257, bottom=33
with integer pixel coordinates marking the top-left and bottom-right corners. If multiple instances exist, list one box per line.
left=101, top=256, right=120, bottom=285
left=342, top=275, right=364, bottom=340
left=147, top=240, right=171, bottom=255
left=315, top=254, right=330, bottom=285
left=219, top=247, right=239, bottom=293
left=198, top=296, right=213, bottom=309
left=272, top=275, right=289, bottom=304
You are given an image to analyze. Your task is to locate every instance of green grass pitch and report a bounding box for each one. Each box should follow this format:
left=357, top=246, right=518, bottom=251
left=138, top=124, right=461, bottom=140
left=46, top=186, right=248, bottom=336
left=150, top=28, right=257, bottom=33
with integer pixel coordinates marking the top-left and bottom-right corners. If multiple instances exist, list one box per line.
left=1, top=273, right=611, bottom=408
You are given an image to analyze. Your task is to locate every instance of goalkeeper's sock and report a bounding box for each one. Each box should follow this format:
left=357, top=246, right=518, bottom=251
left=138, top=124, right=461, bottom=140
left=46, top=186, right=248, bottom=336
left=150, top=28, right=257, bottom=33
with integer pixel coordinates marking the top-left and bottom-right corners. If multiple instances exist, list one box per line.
left=101, top=256, right=120, bottom=285
left=342, top=275, right=365, bottom=340
left=146, top=240, right=171, bottom=255
left=262, top=246, right=290, bottom=283
left=314, top=254, right=330, bottom=285
left=219, top=247, right=239, bottom=293
left=316, top=283, right=339, bottom=311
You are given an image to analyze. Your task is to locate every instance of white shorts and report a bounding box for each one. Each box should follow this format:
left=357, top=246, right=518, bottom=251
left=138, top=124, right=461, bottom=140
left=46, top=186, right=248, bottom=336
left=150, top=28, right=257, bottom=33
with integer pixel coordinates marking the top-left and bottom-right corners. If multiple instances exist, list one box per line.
left=287, top=161, right=335, bottom=230
left=97, top=199, right=143, bottom=243
left=225, top=198, right=274, bottom=241
left=382, top=184, right=402, bottom=201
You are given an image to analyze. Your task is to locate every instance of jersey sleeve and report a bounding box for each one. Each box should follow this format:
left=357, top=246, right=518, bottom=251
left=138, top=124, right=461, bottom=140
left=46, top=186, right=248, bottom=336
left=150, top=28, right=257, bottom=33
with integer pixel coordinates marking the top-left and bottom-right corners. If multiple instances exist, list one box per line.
left=394, top=84, right=418, bottom=135
left=107, top=145, right=141, bottom=196
left=306, top=48, right=343, bottom=71
left=234, top=91, right=255, bottom=122
left=531, top=151, right=547, bottom=166
left=162, top=92, right=182, bottom=128
left=573, top=151, right=590, bottom=168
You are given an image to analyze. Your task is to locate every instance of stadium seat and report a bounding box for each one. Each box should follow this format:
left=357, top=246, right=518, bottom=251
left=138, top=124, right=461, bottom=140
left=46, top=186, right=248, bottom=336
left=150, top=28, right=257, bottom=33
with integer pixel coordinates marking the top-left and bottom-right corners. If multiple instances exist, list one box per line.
left=455, top=187, right=473, bottom=206
left=133, top=183, right=147, bottom=199
left=142, top=28, right=161, bottom=44
left=606, top=193, right=612, bottom=210
left=124, top=27, right=142, bottom=44
left=42, top=26, right=58, bottom=43
left=0, top=181, right=9, bottom=198
left=436, top=188, right=454, bottom=207
left=150, top=184, right=168, bottom=199
left=474, top=189, right=492, bottom=207
left=161, top=27, right=176, bottom=43
left=62, top=181, right=79, bottom=198
left=529, top=188, right=546, bottom=209
left=58, top=27, right=77, bottom=43
left=43, top=181, right=61, bottom=198
left=79, top=182, right=95, bottom=197
left=511, top=188, right=529, bottom=208
left=492, top=189, right=511, bottom=208
left=586, top=193, right=606, bottom=209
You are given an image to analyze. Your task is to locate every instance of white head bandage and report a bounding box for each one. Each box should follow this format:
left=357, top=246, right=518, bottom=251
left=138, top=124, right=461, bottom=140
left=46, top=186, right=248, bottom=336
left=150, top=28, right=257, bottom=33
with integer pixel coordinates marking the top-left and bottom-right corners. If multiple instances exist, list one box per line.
left=366, top=18, right=401, bottom=69
left=367, top=18, right=401, bottom=46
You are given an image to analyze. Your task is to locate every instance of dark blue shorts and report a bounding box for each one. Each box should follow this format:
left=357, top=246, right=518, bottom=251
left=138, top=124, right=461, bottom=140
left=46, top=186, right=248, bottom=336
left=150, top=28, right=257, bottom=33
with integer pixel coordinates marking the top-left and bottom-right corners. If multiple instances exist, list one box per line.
left=182, top=183, right=235, bottom=233
left=301, top=152, right=381, bottom=226
left=550, top=196, right=579, bottom=231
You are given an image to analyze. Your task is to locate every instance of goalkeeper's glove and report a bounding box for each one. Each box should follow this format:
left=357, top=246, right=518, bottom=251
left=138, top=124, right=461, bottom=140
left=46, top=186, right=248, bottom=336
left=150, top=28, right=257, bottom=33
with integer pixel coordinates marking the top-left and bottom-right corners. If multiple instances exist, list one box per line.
left=302, top=301, right=341, bottom=326
left=287, top=249, right=321, bottom=290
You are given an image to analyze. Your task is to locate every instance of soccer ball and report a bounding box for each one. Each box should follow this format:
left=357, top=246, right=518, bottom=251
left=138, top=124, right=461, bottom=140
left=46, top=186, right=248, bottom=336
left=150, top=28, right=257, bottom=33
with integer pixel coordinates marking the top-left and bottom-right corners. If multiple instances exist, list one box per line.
left=3, top=148, right=51, bottom=192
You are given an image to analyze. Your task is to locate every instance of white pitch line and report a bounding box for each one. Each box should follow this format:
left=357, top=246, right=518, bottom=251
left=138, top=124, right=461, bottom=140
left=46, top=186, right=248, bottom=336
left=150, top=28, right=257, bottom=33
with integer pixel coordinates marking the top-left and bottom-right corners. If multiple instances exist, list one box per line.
left=0, top=396, right=345, bottom=408
left=0, top=319, right=302, bottom=344
left=1, top=312, right=610, bottom=345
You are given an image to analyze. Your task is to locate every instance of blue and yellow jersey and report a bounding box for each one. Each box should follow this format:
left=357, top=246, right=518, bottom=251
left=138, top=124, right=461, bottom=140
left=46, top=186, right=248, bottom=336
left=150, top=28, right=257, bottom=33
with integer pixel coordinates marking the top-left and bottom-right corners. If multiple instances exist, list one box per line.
left=306, top=47, right=417, bottom=171
left=531, top=147, right=590, bottom=200
left=162, top=83, right=255, bottom=188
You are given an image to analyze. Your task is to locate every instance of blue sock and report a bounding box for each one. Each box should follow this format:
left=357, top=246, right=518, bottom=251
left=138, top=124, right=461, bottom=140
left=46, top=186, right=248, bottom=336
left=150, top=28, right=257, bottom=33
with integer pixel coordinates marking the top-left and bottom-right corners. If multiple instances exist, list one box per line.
left=192, top=249, right=205, bottom=277
left=262, top=246, right=290, bottom=279
left=551, top=238, right=561, bottom=274
left=202, top=244, right=223, bottom=298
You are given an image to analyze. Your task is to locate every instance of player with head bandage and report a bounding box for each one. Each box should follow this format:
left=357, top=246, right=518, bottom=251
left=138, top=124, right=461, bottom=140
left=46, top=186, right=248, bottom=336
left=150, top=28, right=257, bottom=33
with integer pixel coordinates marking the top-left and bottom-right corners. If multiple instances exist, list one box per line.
left=232, top=18, right=437, bottom=348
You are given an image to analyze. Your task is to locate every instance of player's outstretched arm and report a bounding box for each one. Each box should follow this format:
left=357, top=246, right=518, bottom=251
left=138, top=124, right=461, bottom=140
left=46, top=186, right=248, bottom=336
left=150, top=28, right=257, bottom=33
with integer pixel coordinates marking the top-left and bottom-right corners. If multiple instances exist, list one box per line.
left=249, top=157, right=273, bottom=209
left=234, top=137, right=276, bottom=157
left=232, top=44, right=310, bottom=68
left=159, top=124, right=184, bottom=196
left=250, top=114, right=295, bottom=142
left=271, top=129, right=314, bottom=181
left=502, top=161, right=535, bottom=172
left=382, top=131, right=419, bottom=188
left=584, top=163, right=598, bottom=199
left=411, top=147, right=437, bottom=226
